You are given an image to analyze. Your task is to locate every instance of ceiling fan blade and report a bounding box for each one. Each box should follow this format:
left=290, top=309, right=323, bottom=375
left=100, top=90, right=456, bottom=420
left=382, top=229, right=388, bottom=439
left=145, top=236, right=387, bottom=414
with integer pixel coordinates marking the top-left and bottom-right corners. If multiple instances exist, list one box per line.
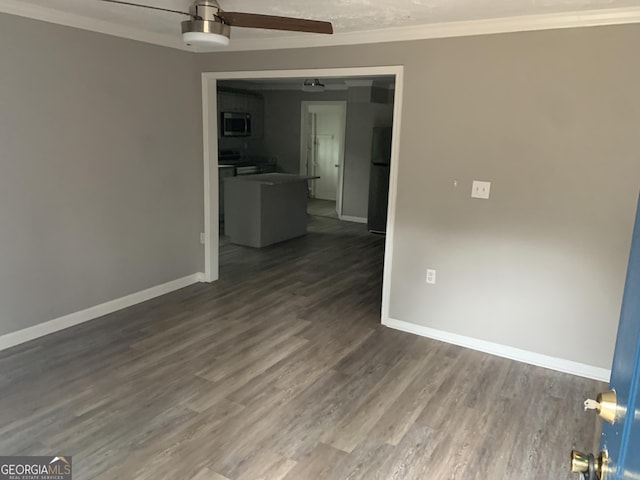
left=217, top=12, right=333, bottom=34
left=98, top=0, right=190, bottom=17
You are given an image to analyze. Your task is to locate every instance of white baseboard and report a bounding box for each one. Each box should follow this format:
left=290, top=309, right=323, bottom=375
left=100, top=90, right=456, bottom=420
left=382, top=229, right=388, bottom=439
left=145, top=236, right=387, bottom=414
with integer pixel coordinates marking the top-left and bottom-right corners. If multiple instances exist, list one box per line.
left=383, top=317, right=611, bottom=382
left=339, top=215, right=367, bottom=224
left=0, top=272, right=206, bottom=352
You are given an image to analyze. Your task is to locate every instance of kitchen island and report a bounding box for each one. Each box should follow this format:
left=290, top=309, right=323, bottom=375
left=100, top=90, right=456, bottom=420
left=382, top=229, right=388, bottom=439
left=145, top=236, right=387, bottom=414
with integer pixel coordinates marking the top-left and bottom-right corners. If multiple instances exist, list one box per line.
left=223, top=173, right=317, bottom=248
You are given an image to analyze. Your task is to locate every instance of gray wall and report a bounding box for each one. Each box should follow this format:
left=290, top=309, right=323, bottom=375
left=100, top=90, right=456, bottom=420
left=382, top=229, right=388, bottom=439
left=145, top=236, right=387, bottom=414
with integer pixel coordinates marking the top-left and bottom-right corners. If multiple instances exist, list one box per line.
left=260, top=90, right=348, bottom=173
left=0, top=14, right=203, bottom=336
left=197, top=25, right=640, bottom=369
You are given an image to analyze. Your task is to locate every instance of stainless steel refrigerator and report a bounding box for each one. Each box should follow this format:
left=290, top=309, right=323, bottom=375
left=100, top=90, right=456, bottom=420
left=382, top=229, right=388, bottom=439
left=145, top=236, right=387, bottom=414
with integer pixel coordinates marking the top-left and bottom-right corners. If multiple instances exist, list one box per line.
left=367, top=126, right=392, bottom=234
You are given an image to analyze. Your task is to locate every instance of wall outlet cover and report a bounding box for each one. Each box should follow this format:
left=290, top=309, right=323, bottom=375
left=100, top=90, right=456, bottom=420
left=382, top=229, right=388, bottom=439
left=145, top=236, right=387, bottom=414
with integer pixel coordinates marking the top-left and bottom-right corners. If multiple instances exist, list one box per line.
left=200, top=233, right=206, bottom=244
left=472, top=180, right=491, bottom=199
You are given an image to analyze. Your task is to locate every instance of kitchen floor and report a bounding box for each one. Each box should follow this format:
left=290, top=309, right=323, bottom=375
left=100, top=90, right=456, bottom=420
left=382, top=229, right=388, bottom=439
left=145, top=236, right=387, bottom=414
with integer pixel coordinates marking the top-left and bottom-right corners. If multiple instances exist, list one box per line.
left=307, top=198, right=338, bottom=219
left=0, top=217, right=602, bottom=479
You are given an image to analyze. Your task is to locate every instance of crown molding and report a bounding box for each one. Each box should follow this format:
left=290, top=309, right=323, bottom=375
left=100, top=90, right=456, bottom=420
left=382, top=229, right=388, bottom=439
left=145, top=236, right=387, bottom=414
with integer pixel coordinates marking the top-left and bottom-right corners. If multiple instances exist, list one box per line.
left=225, top=6, right=640, bottom=52
left=1, top=2, right=639, bottom=53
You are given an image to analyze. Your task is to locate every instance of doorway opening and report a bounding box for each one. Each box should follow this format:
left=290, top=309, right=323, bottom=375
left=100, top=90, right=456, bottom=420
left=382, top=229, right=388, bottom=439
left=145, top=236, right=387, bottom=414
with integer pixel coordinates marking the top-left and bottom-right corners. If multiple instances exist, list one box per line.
left=201, top=67, right=404, bottom=324
left=300, top=101, right=347, bottom=219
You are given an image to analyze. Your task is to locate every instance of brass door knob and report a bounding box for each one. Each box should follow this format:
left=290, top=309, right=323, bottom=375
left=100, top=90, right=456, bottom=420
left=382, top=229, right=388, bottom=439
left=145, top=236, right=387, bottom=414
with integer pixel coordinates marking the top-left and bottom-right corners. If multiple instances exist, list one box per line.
left=570, top=450, right=609, bottom=479
left=571, top=450, right=590, bottom=473
left=584, top=390, right=618, bottom=424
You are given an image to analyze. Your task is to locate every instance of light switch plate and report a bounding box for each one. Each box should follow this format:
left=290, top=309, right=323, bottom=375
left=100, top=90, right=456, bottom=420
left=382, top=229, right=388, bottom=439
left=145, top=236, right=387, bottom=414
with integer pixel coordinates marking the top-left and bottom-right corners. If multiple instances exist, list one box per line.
left=426, top=269, right=436, bottom=284
left=472, top=180, right=491, bottom=199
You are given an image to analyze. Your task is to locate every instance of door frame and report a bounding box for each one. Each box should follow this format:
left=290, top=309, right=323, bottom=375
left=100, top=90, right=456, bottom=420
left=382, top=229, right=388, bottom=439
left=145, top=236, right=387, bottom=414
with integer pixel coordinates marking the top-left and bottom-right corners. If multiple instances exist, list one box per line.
left=299, top=100, right=347, bottom=216
left=201, top=66, right=404, bottom=325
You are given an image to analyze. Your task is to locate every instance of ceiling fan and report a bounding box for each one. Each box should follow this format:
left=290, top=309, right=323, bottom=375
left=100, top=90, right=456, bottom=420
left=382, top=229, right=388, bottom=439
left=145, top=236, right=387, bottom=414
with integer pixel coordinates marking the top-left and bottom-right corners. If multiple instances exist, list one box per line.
left=99, top=0, right=334, bottom=48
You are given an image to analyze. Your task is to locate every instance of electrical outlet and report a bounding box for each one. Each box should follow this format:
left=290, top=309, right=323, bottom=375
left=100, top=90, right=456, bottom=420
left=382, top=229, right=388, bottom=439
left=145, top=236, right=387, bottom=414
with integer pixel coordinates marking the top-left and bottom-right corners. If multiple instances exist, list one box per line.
left=426, top=269, right=436, bottom=285
left=471, top=180, right=491, bottom=199
left=200, top=233, right=206, bottom=244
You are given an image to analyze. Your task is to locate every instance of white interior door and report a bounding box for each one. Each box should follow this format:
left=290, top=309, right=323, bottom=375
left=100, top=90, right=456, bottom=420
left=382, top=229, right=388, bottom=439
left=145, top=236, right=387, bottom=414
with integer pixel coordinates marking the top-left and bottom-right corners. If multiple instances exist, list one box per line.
left=312, top=111, right=340, bottom=201
left=300, top=102, right=347, bottom=209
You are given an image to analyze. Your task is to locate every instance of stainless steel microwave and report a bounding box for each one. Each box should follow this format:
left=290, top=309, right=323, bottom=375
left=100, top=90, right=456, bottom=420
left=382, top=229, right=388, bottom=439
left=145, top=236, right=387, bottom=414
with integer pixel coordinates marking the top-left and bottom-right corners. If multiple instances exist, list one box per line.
left=221, top=112, right=251, bottom=137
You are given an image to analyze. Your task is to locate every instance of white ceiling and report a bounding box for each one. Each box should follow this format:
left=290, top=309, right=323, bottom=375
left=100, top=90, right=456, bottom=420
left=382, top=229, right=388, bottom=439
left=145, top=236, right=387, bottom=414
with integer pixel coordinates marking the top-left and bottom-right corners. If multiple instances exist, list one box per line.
left=1, top=0, right=639, bottom=51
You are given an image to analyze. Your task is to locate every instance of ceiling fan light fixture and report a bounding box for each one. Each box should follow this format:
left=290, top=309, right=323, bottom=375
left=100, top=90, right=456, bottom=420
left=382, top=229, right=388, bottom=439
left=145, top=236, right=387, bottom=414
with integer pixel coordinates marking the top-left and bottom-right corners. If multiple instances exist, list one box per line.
left=302, top=79, right=325, bottom=93
left=99, top=0, right=333, bottom=48
left=182, top=19, right=230, bottom=47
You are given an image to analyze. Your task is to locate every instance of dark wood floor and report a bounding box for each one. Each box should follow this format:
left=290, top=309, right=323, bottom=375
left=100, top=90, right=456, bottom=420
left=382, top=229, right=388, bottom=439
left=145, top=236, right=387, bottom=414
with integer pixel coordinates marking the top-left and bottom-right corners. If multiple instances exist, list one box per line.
left=0, top=216, right=603, bottom=479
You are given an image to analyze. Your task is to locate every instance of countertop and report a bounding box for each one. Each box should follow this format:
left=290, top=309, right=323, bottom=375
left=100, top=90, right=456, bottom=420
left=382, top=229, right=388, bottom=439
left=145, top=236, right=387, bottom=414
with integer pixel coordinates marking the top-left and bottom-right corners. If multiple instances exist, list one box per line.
left=227, top=173, right=319, bottom=185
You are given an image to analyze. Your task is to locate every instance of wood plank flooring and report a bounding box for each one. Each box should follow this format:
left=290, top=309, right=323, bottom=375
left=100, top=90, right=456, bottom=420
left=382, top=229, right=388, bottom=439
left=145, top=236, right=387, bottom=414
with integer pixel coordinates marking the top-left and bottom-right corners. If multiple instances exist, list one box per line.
left=0, top=216, right=604, bottom=479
